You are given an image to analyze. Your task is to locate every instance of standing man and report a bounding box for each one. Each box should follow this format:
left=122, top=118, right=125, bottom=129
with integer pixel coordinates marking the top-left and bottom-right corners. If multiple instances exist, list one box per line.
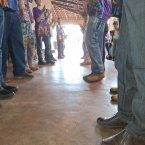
left=0, top=1, right=18, bottom=100
left=56, top=18, right=64, bottom=59
left=83, top=0, right=111, bottom=83
left=98, top=1, right=145, bottom=144
left=33, top=0, right=55, bottom=65
left=2, top=0, right=34, bottom=79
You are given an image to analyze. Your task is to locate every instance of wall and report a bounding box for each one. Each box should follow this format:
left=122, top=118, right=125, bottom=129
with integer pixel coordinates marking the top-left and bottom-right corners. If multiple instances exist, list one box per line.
left=29, top=1, right=83, bottom=25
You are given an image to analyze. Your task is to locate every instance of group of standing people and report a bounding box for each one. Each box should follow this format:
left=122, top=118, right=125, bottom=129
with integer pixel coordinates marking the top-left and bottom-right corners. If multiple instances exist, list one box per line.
left=0, top=0, right=66, bottom=101
left=1, top=0, right=145, bottom=144
left=76, top=0, right=145, bottom=144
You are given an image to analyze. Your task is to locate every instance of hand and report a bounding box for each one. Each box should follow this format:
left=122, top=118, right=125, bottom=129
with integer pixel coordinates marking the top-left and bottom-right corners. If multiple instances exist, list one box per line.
left=43, top=5, right=46, bottom=12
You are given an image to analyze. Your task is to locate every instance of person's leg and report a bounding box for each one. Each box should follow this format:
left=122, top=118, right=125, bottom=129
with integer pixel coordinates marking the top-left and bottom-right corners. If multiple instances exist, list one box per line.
left=57, top=41, right=60, bottom=57
left=49, top=37, right=53, bottom=59
left=27, top=23, right=35, bottom=68
left=43, top=36, right=55, bottom=64
left=82, top=41, right=87, bottom=57
left=123, top=0, right=145, bottom=140
left=100, top=1, right=145, bottom=144
left=119, top=13, right=122, bottom=27
left=21, top=22, right=29, bottom=69
left=62, top=43, right=65, bottom=56
left=1, top=11, right=11, bottom=76
left=0, top=8, right=17, bottom=99
left=57, top=41, right=63, bottom=58
left=0, top=7, right=4, bottom=84
left=125, top=69, right=145, bottom=140
left=99, top=22, right=105, bottom=65
left=36, top=35, right=43, bottom=62
left=97, top=2, right=135, bottom=127
left=6, top=11, right=26, bottom=76
left=85, top=17, right=105, bottom=74
left=105, top=43, right=109, bottom=55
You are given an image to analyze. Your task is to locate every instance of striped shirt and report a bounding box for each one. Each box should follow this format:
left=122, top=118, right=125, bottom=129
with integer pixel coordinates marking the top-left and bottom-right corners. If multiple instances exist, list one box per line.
left=87, top=0, right=111, bottom=21
left=101, top=0, right=111, bottom=21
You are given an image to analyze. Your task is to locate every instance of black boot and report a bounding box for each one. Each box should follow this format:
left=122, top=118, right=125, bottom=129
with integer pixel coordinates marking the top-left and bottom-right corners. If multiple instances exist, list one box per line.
left=0, top=87, right=15, bottom=100
left=46, top=60, right=55, bottom=65
left=1, top=82, right=19, bottom=93
left=38, top=60, right=46, bottom=65
left=52, top=57, right=57, bottom=61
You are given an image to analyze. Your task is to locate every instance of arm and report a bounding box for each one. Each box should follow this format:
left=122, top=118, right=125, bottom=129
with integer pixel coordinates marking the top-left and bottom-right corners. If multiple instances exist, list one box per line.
left=47, top=19, right=55, bottom=29
left=45, top=12, right=52, bottom=23
left=33, top=6, right=45, bottom=23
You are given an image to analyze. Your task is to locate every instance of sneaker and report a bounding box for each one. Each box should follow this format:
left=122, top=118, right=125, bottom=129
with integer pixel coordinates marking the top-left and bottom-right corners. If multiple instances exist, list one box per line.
left=1, top=82, right=19, bottom=93
left=14, top=72, right=34, bottom=79
left=0, top=87, right=14, bottom=100
left=46, top=60, right=55, bottom=65
left=38, top=61, right=46, bottom=65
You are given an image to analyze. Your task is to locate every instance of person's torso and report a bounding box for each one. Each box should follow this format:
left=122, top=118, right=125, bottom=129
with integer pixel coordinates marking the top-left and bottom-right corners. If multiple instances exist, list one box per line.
left=56, top=25, right=64, bottom=41
left=101, top=0, right=111, bottom=21
left=7, top=0, right=19, bottom=11
left=33, top=7, right=48, bottom=37
left=23, top=0, right=34, bottom=23
left=18, top=0, right=30, bottom=23
left=113, top=29, right=119, bottom=42
left=111, top=0, right=123, bottom=17
left=87, top=0, right=103, bottom=18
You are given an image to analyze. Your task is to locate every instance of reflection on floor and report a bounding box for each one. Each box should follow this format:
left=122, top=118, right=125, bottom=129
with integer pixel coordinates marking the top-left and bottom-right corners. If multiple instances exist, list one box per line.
left=0, top=45, right=121, bottom=145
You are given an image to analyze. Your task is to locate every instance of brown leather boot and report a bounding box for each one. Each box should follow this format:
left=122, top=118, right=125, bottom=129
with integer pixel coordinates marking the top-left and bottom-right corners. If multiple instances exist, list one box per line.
left=111, top=94, right=118, bottom=102
left=83, top=73, right=93, bottom=79
left=97, top=114, right=127, bottom=128
left=83, top=72, right=105, bottom=82
left=110, top=87, right=118, bottom=93
left=101, top=129, right=145, bottom=145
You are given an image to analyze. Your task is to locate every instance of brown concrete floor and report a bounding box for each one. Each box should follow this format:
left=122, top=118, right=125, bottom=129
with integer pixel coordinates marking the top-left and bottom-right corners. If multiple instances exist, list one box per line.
left=0, top=47, right=122, bottom=145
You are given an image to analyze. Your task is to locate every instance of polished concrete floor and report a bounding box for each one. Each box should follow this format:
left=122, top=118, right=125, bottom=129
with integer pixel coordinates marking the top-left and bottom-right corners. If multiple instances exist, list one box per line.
left=0, top=45, right=122, bottom=145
